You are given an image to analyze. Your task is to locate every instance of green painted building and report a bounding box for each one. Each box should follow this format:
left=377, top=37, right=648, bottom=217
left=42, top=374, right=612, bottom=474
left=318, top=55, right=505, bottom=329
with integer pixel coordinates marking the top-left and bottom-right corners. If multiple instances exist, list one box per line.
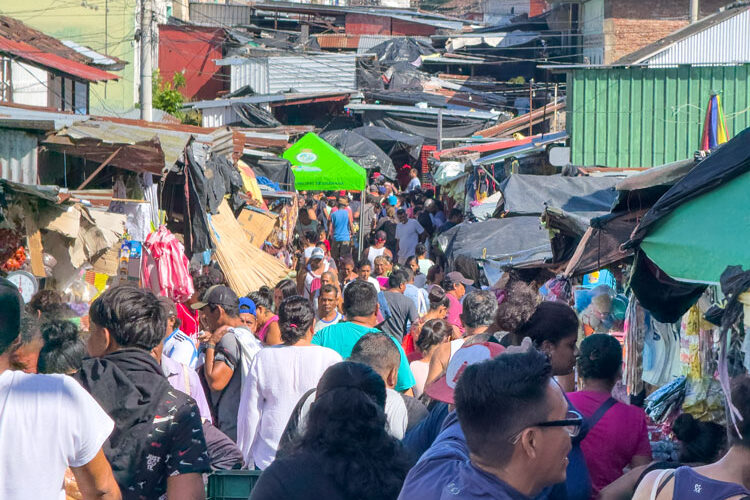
left=0, top=0, right=167, bottom=114
left=565, top=64, right=750, bottom=167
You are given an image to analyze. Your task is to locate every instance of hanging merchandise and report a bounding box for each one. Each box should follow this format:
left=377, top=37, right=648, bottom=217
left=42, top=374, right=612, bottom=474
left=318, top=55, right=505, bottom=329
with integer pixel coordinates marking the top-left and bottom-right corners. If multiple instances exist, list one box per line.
left=642, top=314, right=682, bottom=387
left=644, top=375, right=687, bottom=424
left=623, top=294, right=645, bottom=396
left=142, top=226, right=195, bottom=303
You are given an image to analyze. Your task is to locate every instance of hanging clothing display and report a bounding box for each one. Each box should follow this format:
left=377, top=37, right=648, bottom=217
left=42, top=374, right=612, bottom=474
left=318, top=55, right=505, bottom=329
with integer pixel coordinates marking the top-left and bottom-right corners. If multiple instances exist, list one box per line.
left=142, top=226, right=195, bottom=303
left=641, top=314, right=681, bottom=387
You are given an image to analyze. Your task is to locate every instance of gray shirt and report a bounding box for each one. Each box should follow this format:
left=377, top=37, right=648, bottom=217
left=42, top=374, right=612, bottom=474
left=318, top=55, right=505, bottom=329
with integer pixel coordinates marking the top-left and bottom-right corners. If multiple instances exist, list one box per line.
left=381, top=290, right=418, bottom=341
left=209, top=332, right=243, bottom=442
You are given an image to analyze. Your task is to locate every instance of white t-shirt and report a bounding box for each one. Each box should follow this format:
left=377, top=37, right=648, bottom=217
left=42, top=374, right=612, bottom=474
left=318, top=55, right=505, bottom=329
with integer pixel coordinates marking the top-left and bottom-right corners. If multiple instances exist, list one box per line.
left=396, top=219, right=425, bottom=263
left=410, top=359, right=431, bottom=398
left=237, top=345, right=342, bottom=469
left=418, top=258, right=435, bottom=276
left=163, top=329, right=198, bottom=369
left=0, top=370, right=114, bottom=500
left=314, top=311, right=343, bottom=333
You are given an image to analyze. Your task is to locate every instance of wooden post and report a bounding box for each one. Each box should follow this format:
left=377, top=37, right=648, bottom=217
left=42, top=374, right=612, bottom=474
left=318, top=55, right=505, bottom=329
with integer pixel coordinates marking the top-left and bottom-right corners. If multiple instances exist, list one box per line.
left=25, top=216, right=45, bottom=278
left=437, top=109, right=443, bottom=151
left=77, top=147, right=122, bottom=190
left=528, top=81, right=533, bottom=136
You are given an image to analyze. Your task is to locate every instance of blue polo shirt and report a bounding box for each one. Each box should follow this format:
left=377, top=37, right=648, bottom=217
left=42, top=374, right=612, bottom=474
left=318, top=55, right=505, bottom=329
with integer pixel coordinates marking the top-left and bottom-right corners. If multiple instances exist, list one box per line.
left=312, top=321, right=415, bottom=392
left=330, top=209, right=351, bottom=242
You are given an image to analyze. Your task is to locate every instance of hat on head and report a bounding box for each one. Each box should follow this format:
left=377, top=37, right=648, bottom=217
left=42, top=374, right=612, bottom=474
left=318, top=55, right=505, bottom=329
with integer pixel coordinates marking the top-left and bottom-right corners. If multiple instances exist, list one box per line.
left=445, top=271, right=474, bottom=287
left=0, top=277, right=23, bottom=350
left=310, top=247, right=326, bottom=260
left=190, top=285, right=239, bottom=310
left=425, top=342, right=505, bottom=404
left=239, top=297, right=256, bottom=316
left=387, top=195, right=398, bottom=206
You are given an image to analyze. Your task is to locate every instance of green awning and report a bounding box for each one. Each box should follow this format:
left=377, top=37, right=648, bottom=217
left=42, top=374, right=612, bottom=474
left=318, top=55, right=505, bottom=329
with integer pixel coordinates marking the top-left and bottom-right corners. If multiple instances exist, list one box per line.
left=283, top=132, right=367, bottom=191
left=640, top=169, right=750, bottom=284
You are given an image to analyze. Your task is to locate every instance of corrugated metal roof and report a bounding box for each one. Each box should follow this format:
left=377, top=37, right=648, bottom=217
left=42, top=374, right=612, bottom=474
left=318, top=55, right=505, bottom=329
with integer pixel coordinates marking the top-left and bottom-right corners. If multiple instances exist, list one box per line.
left=616, top=6, right=750, bottom=66
left=0, top=129, right=37, bottom=185
left=0, top=35, right=118, bottom=82
left=0, top=103, right=87, bottom=130
left=189, top=2, right=252, bottom=27
left=473, top=131, right=568, bottom=165
left=0, top=15, right=90, bottom=65
left=566, top=64, right=750, bottom=167
left=316, top=34, right=361, bottom=50
left=186, top=91, right=356, bottom=110
left=61, top=40, right=123, bottom=69
left=346, top=103, right=500, bottom=119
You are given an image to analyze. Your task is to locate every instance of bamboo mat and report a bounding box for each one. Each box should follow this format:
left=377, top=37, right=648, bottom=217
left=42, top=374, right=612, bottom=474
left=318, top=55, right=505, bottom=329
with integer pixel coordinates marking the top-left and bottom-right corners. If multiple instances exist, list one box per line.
left=209, top=199, right=290, bottom=296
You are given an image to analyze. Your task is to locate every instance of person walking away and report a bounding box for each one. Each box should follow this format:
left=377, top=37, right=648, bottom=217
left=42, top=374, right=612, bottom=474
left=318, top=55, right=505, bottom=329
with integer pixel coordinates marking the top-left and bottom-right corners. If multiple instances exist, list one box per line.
left=160, top=296, right=198, bottom=369
left=409, top=319, right=451, bottom=397
left=251, top=362, right=411, bottom=500
left=415, top=243, right=434, bottom=278
left=380, top=269, right=419, bottom=342
left=364, top=230, right=393, bottom=268
left=274, top=279, right=298, bottom=310
left=78, top=286, right=209, bottom=499
left=312, top=280, right=415, bottom=393
left=195, top=285, right=262, bottom=442
left=395, top=208, right=425, bottom=265
left=400, top=347, right=579, bottom=500
left=248, top=290, right=282, bottom=345
left=403, top=266, right=428, bottom=314
left=633, top=374, right=750, bottom=500
left=315, top=284, right=343, bottom=333
left=426, top=290, right=497, bottom=385
left=329, top=197, right=353, bottom=261
left=238, top=297, right=341, bottom=469
left=407, top=167, right=421, bottom=192
left=0, top=279, right=120, bottom=500
left=567, top=334, right=652, bottom=497
left=442, top=271, right=472, bottom=332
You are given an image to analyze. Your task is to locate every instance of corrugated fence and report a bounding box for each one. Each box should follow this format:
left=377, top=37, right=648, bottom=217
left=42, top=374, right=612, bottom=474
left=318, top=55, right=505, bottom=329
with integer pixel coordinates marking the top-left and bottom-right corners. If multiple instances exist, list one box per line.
left=0, top=129, right=37, bottom=184
left=567, top=64, right=750, bottom=167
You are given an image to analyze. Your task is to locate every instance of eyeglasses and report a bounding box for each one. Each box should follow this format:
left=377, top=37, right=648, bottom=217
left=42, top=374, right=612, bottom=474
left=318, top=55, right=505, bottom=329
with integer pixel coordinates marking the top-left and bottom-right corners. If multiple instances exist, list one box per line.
left=508, top=410, right=584, bottom=444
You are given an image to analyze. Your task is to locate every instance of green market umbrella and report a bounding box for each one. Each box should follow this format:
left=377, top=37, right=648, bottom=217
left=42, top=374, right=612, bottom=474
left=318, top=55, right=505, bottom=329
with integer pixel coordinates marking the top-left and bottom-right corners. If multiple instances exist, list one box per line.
left=640, top=169, right=750, bottom=284
left=283, top=132, right=367, bottom=191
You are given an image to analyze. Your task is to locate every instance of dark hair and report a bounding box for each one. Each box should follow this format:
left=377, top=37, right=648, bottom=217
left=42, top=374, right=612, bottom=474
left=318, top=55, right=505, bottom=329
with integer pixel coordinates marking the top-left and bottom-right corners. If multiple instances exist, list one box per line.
left=455, top=349, right=553, bottom=464
left=416, top=319, right=451, bottom=354
left=404, top=256, right=418, bottom=272
left=343, top=280, right=378, bottom=318
left=729, top=375, right=750, bottom=446
left=205, top=266, right=226, bottom=286
left=193, top=274, right=213, bottom=300
left=158, top=296, right=182, bottom=331
left=340, top=256, right=355, bottom=268
left=518, top=301, right=579, bottom=347
left=38, top=319, right=86, bottom=374
left=461, top=291, right=498, bottom=329
left=304, top=230, right=318, bottom=244
left=415, top=243, right=427, bottom=257
left=357, top=259, right=371, bottom=270
left=278, top=296, right=315, bottom=344
left=18, top=312, right=42, bottom=346
left=275, top=279, right=298, bottom=302
left=428, top=286, right=450, bottom=310
left=427, top=263, right=443, bottom=284
left=387, top=269, right=409, bottom=289
left=494, top=281, right=539, bottom=333
left=248, top=289, right=273, bottom=312
left=672, top=413, right=725, bottom=463
left=89, top=286, right=166, bottom=351
left=319, top=284, right=338, bottom=297
left=449, top=208, right=462, bottom=220
left=578, top=334, right=622, bottom=381
left=299, top=362, right=410, bottom=500
left=27, top=289, right=62, bottom=316
left=211, top=300, right=240, bottom=318
left=350, top=333, right=400, bottom=378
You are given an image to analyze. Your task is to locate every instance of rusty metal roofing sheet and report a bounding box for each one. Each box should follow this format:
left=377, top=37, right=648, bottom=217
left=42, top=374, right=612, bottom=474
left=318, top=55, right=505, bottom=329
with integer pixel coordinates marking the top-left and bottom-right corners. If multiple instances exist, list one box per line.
left=0, top=35, right=118, bottom=82
left=0, top=16, right=90, bottom=64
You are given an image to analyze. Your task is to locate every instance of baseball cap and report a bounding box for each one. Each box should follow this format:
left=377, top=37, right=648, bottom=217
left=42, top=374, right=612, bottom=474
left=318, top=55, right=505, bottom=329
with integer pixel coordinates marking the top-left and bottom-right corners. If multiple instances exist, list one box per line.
left=425, top=342, right=505, bottom=404
left=239, top=297, right=256, bottom=316
left=0, top=277, right=23, bottom=349
left=310, top=247, right=326, bottom=260
left=445, top=271, right=474, bottom=287
left=191, top=285, right=239, bottom=310
left=387, top=195, right=398, bottom=206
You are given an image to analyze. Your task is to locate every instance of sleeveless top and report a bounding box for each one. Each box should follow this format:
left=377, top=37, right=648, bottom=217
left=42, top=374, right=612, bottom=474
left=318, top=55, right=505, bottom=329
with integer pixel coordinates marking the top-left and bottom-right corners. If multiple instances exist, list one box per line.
left=367, top=246, right=387, bottom=268
left=671, top=466, right=750, bottom=499
left=449, top=338, right=464, bottom=360
left=304, top=261, right=330, bottom=299
left=257, top=315, right=279, bottom=343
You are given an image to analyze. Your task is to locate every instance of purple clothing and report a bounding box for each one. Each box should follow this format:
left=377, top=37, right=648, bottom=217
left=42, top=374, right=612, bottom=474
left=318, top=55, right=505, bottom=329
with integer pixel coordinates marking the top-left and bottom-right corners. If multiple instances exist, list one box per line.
left=398, top=412, right=532, bottom=500
left=671, top=466, right=750, bottom=499
left=161, top=354, right=213, bottom=422
left=446, top=293, right=464, bottom=332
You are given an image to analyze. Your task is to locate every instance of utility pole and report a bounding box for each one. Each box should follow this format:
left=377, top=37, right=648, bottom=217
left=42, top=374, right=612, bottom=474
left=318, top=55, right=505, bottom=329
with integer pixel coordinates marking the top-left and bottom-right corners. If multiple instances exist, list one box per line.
left=690, top=0, right=699, bottom=23
left=140, top=0, right=153, bottom=121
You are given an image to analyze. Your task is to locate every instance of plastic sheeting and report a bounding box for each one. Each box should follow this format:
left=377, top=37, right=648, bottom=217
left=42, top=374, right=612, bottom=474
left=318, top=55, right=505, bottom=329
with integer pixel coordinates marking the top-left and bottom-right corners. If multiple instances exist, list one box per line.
left=362, top=110, right=493, bottom=145
left=320, top=129, right=398, bottom=179
left=498, top=174, right=620, bottom=218
left=230, top=102, right=282, bottom=128
left=352, top=125, right=423, bottom=161
left=242, top=155, right=295, bottom=191
left=366, top=37, right=436, bottom=65
left=438, top=216, right=552, bottom=269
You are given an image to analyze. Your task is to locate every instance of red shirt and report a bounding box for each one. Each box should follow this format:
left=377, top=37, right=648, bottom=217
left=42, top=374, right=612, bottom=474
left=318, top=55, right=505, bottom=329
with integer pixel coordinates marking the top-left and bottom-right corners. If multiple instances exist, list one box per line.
left=566, top=390, right=652, bottom=496
left=176, top=302, right=199, bottom=338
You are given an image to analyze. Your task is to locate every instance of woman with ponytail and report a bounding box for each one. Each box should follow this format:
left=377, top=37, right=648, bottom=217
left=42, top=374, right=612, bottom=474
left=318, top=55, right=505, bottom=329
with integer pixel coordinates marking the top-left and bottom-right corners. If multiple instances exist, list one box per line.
left=251, top=362, right=411, bottom=500
left=37, top=319, right=86, bottom=374
left=237, top=296, right=341, bottom=470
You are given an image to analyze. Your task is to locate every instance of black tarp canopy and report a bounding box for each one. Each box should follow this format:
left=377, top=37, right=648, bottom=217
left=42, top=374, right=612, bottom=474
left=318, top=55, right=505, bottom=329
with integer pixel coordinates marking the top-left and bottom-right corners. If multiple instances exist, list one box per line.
left=497, top=174, right=620, bottom=219
left=241, top=155, right=295, bottom=191
left=352, top=125, right=423, bottom=162
left=362, top=110, right=493, bottom=145
left=367, top=37, right=436, bottom=65
left=320, top=129, right=398, bottom=180
left=438, top=216, right=552, bottom=269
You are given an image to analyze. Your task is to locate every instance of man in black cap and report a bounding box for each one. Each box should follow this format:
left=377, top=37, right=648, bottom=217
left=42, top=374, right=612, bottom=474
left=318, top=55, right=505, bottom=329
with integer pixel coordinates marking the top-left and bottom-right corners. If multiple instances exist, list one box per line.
left=194, top=285, right=262, bottom=442
left=0, top=278, right=121, bottom=499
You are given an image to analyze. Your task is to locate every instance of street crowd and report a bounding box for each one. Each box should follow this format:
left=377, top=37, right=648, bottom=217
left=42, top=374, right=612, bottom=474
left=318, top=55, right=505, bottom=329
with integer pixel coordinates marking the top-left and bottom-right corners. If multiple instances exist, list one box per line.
left=1, top=178, right=750, bottom=500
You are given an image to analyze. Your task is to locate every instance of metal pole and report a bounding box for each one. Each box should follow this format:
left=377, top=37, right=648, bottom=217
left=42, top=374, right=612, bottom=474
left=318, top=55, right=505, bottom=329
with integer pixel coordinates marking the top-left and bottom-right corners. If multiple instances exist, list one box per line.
left=690, top=0, right=699, bottom=23
left=553, top=83, right=559, bottom=133
left=437, top=109, right=443, bottom=151
left=104, top=0, right=108, bottom=98
left=528, top=81, right=533, bottom=136
left=140, top=0, right=153, bottom=121
left=358, top=189, right=366, bottom=261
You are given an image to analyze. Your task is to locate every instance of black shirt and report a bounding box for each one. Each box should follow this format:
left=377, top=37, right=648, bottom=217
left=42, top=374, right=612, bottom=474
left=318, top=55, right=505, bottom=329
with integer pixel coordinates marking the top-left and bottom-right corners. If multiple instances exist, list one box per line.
left=251, top=450, right=348, bottom=500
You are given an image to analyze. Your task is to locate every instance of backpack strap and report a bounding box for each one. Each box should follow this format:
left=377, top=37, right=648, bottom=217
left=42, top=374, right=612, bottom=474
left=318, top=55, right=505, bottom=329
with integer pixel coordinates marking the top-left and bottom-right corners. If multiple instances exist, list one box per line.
left=588, top=396, right=618, bottom=429
left=650, top=469, right=675, bottom=500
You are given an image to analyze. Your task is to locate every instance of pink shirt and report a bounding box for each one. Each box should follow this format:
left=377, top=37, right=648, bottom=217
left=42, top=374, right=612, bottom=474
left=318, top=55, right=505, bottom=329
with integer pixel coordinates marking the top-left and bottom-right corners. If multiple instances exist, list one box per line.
left=446, top=293, right=464, bottom=332
left=567, top=390, right=652, bottom=496
left=257, top=315, right=279, bottom=342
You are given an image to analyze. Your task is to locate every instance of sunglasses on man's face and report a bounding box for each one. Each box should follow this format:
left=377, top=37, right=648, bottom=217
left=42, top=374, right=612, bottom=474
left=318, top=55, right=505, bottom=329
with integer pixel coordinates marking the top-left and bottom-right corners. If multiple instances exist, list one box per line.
left=508, top=410, right=584, bottom=444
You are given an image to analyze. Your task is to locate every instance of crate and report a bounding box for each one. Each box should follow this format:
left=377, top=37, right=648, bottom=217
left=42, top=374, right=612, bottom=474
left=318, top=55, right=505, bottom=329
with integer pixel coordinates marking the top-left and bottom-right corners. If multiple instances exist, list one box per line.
left=207, top=470, right=263, bottom=500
